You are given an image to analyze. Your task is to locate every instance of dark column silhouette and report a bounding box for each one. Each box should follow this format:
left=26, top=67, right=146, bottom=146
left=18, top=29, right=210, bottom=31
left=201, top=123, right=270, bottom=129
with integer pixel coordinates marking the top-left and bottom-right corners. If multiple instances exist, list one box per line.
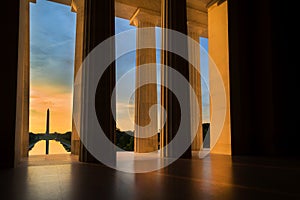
left=1, top=1, right=20, bottom=168
left=228, top=0, right=295, bottom=156
left=79, top=0, right=116, bottom=163
left=161, top=0, right=191, bottom=158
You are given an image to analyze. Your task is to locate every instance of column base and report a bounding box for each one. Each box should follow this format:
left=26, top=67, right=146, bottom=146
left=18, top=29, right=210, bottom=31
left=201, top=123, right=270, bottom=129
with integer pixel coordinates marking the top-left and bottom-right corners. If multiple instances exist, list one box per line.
left=134, top=135, right=158, bottom=153
left=71, top=140, right=80, bottom=155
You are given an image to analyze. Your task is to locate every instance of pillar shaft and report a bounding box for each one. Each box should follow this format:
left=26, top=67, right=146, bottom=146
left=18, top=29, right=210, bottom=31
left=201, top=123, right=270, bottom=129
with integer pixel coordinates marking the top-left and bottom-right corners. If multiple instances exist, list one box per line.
left=15, top=0, right=30, bottom=163
left=132, top=18, right=158, bottom=153
left=71, top=0, right=85, bottom=156
left=161, top=0, right=191, bottom=158
left=188, top=30, right=203, bottom=151
left=79, top=0, right=116, bottom=163
left=208, top=1, right=231, bottom=155
left=2, top=0, right=21, bottom=168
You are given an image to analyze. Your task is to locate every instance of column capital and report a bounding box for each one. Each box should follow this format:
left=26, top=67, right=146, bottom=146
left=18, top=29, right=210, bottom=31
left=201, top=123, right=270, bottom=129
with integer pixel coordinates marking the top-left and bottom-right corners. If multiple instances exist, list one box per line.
left=129, top=8, right=160, bottom=27
left=71, top=0, right=84, bottom=13
left=187, top=21, right=208, bottom=38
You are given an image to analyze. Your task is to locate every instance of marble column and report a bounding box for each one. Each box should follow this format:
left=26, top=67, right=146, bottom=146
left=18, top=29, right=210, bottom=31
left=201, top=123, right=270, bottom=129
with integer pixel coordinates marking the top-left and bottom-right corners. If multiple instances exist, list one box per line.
left=187, top=27, right=203, bottom=151
left=161, top=0, right=191, bottom=158
left=130, top=9, right=160, bottom=153
left=15, top=0, right=31, bottom=163
left=79, top=0, right=116, bottom=163
left=208, top=1, right=231, bottom=155
left=71, top=0, right=84, bottom=156
left=2, top=0, right=22, bottom=168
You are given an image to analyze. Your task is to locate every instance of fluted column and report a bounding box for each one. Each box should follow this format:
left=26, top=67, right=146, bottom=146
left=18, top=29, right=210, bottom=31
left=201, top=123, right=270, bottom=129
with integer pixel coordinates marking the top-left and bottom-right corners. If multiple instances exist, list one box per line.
left=188, top=27, right=203, bottom=151
left=71, top=0, right=84, bottom=155
left=79, top=0, right=116, bottom=163
left=208, top=1, right=231, bottom=155
left=15, top=0, right=31, bottom=162
left=161, top=0, right=191, bottom=158
left=130, top=9, right=159, bottom=153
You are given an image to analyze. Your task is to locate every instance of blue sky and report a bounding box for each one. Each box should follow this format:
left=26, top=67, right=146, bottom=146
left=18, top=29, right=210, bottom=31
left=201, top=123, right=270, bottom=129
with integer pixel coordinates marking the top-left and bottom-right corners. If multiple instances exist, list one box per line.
left=30, top=0, right=210, bottom=133
left=30, top=0, right=76, bottom=91
left=30, top=0, right=76, bottom=133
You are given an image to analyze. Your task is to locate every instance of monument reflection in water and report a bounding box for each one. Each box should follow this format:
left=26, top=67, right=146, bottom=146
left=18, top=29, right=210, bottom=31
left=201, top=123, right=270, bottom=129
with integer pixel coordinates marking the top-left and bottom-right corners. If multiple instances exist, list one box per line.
left=29, top=109, right=71, bottom=155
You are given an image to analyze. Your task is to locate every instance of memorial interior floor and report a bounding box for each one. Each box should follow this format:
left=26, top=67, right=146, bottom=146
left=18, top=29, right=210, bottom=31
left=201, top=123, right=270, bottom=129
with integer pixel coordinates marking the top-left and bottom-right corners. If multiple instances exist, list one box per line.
left=1, top=154, right=300, bottom=200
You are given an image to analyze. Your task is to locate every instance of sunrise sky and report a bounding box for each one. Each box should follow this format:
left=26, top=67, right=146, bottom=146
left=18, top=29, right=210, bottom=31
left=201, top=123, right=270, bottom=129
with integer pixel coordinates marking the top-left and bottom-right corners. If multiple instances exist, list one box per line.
left=29, top=0, right=210, bottom=134
left=30, top=0, right=76, bottom=133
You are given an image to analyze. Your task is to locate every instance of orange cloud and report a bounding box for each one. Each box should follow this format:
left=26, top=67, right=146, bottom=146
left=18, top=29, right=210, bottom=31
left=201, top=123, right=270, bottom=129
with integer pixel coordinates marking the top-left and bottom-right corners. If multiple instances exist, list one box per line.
left=30, top=84, right=73, bottom=133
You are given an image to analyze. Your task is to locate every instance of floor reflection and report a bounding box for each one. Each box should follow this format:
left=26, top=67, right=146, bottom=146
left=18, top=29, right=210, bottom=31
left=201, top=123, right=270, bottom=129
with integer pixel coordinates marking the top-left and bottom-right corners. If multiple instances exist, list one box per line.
left=29, top=140, right=70, bottom=156
left=1, top=154, right=300, bottom=199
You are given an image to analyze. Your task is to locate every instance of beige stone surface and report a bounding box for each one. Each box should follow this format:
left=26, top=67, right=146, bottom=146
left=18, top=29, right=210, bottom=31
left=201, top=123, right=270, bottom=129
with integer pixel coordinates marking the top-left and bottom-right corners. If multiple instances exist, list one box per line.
left=133, top=15, right=158, bottom=153
left=71, top=0, right=85, bottom=155
left=188, top=28, right=203, bottom=151
left=15, top=0, right=30, bottom=165
left=54, top=0, right=210, bottom=37
left=208, top=1, right=231, bottom=155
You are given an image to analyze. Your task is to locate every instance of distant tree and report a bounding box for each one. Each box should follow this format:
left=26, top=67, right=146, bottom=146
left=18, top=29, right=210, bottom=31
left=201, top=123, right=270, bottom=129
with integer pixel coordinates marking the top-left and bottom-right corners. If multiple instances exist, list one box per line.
left=115, top=128, right=134, bottom=151
left=202, top=123, right=210, bottom=148
left=202, top=123, right=210, bottom=140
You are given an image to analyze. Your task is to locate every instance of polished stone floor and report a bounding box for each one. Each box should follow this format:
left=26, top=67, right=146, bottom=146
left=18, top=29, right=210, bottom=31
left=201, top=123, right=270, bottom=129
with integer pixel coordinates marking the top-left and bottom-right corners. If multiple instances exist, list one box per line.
left=1, top=154, right=300, bottom=200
